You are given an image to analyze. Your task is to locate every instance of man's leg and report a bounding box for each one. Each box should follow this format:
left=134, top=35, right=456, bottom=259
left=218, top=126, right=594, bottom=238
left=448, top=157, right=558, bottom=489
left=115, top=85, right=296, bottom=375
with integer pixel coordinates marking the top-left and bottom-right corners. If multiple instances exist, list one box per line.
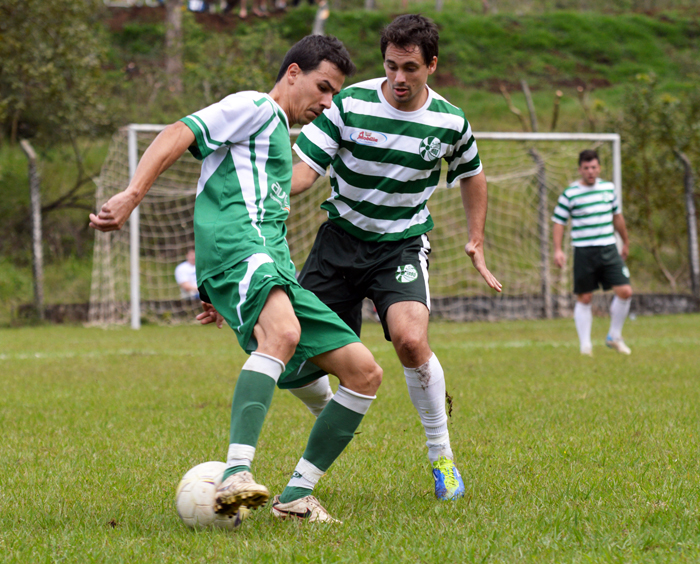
left=288, top=375, right=334, bottom=417
left=385, top=301, right=464, bottom=501
left=607, top=284, right=633, bottom=354
left=215, top=287, right=301, bottom=515
left=574, top=293, right=594, bottom=356
left=272, top=342, right=382, bottom=522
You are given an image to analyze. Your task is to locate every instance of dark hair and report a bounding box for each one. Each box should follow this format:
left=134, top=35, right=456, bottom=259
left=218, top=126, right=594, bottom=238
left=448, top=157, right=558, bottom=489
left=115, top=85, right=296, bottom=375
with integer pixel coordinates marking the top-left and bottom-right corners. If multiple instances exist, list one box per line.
left=380, top=14, right=439, bottom=66
left=275, top=35, right=356, bottom=83
left=578, top=149, right=600, bottom=166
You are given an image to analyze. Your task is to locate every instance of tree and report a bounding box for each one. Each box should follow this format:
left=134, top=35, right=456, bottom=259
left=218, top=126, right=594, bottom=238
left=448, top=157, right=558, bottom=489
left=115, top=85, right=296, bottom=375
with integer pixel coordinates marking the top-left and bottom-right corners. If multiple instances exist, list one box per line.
left=0, top=0, right=112, bottom=249
left=613, top=74, right=700, bottom=293
left=0, top=0, right=110, bottom=146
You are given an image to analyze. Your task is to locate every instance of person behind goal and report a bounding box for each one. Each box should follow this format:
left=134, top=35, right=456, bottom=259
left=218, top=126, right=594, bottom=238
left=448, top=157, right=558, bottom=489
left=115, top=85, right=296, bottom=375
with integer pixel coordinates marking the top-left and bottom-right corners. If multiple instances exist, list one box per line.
left=552, top=149, right=633, bottom=356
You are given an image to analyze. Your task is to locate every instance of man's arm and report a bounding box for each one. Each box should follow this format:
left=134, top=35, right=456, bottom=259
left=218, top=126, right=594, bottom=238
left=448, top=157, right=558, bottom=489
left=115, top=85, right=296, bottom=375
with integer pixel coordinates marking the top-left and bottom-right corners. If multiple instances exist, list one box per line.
left=459, top=171, right=502, bottom=292
left=89, top=121, right=195, bottom=232
left=291, top=161, right=321, bottom=196
left=613, top=213, right=630, bottom=260
left=552, top=222, right=567, bottom=268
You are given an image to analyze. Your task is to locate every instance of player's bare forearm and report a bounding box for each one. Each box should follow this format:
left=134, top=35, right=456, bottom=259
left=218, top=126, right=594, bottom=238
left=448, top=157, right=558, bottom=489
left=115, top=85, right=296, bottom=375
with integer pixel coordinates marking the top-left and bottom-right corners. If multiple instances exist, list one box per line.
left=613, top=213, right=629, bottom=245
left=460, top=172, right=502, bottom=292
left=291, top=161, right=321, bottom=197
left=89, top=122, right=195, bottom=232
left=552, top=222, right=567, bottom=268
left=613, top=213, right=630, bottom=259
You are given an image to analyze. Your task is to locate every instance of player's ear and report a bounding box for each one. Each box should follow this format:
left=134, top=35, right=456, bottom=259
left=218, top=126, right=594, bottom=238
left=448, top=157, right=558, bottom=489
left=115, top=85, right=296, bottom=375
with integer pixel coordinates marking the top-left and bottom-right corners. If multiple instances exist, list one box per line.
left=427, top=56, right=438, bottom=75
left=287, top=63, right=301, bottom=84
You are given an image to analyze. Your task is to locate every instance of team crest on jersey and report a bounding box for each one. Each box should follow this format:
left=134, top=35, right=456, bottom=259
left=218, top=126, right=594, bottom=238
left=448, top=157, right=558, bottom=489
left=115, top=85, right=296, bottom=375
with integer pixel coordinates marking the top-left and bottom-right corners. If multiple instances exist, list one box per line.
left=270, top=182, right=290, bottom=212
left=395, top=264, right=418, bottom=283
left=419, top=136, right=442, bottom=161
left=350, top=130, right=388, bottom=146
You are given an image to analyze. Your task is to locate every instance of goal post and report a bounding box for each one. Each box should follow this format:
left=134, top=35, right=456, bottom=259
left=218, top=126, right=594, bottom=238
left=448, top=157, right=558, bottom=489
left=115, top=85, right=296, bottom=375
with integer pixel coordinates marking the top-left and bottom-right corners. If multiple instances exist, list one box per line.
left=89, top=125, right=621, bottom=327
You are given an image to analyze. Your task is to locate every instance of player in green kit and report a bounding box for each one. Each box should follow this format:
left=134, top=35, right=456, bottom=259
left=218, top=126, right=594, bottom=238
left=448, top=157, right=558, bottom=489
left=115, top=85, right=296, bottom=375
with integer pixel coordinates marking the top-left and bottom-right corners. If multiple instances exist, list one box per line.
left=290, top=15, right=501, bottom=501
left=89, top=35, right=382, bottom=524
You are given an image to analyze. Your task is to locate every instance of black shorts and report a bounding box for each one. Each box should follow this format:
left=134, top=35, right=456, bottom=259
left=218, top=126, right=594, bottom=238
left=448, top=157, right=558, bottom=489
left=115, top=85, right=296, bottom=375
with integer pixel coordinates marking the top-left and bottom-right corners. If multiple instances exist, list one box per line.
left=573, top=244, right=631, bottom=295
left=297, top=221, right=431, bottom=341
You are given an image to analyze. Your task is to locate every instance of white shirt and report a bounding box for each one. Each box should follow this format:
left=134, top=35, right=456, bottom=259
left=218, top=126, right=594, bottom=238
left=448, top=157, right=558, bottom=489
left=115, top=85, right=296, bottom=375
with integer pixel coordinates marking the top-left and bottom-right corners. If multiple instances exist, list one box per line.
left=174, top=261, right=197, bottom=298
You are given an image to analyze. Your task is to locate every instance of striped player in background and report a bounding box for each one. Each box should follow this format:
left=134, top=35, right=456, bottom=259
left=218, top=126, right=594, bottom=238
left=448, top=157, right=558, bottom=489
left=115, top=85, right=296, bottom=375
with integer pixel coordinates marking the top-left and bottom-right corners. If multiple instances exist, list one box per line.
left=552, top=149, right=634, bottom=356
left=289, top=14, right=502, bottom=501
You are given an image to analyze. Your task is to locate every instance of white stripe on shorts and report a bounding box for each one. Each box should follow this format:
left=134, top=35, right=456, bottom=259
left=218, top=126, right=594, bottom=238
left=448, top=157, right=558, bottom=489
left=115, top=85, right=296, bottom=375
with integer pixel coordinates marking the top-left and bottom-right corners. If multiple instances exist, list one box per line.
left=419, top=234, right=431, bottom=311
left=235, top=253, right=275, bottom=330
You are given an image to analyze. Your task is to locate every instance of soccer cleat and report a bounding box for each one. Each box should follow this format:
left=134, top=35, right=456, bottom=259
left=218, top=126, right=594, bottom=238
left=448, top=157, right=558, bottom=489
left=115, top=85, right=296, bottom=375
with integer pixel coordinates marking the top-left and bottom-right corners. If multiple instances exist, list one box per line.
left=214, top=471, right=270, bottom=515
left=581, top=346, right=593, bottom=357
left=270, top=494, right=341, bottom=523
left=432, top=457, right=465, bottom=501
left=606, top=335, right=631, bottom=355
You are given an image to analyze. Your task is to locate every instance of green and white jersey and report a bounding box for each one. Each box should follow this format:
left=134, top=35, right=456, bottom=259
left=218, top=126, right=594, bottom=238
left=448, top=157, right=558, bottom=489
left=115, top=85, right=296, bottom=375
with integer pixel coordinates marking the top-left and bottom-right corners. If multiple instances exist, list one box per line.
left=180, top=91, right=295, bottom=284
left=552, top=179, right=620, bottom=247
left=294, top=78, right=482, bottom=242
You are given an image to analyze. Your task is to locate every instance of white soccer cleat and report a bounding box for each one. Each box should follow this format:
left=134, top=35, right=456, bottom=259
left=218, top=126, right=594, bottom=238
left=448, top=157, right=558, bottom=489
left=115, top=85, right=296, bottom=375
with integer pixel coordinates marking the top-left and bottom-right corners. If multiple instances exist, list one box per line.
left=606, top=336, right=631, bottom=355
left=270, top=494, right=341, bottom=523
left=580, top=345, right=593, bottom=357
left=214, top=471, right=269, bottom=515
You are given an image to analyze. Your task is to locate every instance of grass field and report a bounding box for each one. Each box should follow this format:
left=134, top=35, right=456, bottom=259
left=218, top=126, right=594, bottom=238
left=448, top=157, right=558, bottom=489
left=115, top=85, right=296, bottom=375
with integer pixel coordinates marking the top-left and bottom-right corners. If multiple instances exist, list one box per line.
left=1, top=314, right=699, bottom=562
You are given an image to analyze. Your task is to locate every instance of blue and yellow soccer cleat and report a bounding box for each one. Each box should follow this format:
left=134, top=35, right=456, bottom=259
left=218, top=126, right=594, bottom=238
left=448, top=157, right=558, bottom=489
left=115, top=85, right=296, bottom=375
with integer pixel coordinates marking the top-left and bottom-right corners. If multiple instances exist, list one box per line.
left=432, top=457, right=465, bottom=500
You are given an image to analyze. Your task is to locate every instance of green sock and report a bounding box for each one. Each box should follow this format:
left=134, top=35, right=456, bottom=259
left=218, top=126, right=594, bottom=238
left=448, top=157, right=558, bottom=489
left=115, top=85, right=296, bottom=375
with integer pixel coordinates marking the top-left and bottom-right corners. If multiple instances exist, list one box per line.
left=303, top=398, right=364, bottom=470
left=279, top=486, right=312, bottom=504
left=226, top=368, right=276, bottom=462
left=222, top=465, right=250, bottom=481
left=279, top=396, right=367, bottom=504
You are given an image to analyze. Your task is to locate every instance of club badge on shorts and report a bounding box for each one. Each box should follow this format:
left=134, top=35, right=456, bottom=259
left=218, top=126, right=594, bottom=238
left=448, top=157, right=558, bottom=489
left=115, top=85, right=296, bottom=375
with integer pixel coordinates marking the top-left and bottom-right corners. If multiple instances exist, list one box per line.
left=396, top=264, right=419, bottom=283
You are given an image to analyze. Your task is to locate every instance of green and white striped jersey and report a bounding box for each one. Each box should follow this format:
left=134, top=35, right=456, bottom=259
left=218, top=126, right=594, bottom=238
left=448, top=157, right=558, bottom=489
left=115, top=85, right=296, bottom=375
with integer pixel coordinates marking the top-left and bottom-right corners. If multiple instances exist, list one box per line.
left=552, top=179, right=620, bottom=247
left=181, top=91, right=295, bottom=285
left=294, top=78, right=482, bottom=242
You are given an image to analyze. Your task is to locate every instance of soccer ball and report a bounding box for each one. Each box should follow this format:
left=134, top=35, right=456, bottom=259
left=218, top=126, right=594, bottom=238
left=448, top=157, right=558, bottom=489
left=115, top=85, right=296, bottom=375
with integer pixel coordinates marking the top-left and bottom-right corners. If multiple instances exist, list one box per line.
left=175, top=461, right=249, bottom=530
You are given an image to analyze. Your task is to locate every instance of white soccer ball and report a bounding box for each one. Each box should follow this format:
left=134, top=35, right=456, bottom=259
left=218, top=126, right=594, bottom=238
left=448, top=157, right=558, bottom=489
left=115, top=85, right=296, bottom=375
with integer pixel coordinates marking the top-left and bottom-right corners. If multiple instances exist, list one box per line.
left=175, top=461, right=248, bottom=530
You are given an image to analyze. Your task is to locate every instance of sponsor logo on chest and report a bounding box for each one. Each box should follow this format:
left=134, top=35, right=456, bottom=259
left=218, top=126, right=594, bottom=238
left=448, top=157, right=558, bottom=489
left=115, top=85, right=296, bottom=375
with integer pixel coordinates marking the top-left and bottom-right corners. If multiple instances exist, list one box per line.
left=350, top=130, right=388, bottom=146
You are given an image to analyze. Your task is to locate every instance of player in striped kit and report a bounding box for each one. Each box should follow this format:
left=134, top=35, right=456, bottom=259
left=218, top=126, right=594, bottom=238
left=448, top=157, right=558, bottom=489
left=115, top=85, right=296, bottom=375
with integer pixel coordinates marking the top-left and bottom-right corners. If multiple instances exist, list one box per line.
left=90, top=35, right=383, bottom=524
left=289, top=14, right=502, bottom=501
left=552, top=149, right=634, bottom=356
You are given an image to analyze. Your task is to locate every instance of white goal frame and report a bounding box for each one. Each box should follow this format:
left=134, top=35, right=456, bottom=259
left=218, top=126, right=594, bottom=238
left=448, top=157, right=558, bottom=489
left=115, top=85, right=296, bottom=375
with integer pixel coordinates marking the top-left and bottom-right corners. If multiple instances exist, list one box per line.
left=98, top=125, right=621, bottom=329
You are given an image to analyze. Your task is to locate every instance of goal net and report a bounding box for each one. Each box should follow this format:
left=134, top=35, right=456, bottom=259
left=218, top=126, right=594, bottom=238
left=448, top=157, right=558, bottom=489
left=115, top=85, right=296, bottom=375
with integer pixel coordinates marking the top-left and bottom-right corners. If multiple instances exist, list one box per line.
left=89, top=125, right=620, bottom=326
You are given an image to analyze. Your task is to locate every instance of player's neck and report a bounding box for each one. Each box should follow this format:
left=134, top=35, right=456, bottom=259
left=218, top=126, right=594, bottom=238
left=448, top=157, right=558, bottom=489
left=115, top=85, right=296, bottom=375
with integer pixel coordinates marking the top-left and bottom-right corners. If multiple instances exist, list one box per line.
left=268, top=84, right=293, bottom=126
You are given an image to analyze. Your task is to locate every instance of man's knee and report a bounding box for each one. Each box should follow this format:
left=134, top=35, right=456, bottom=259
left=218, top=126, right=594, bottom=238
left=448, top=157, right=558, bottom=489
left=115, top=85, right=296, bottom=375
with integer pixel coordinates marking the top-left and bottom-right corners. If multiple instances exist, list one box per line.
left=341, top=354, right=383, bottom=396
left=392, top=331, right=431, bottom=366
left=576, top=293, right=593, bottom=305
left=615, top=285, right=633, bottom=300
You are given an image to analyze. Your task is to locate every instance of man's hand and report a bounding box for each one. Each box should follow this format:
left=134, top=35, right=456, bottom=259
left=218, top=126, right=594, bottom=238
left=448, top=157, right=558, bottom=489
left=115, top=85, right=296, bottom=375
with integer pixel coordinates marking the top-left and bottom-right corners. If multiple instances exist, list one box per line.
left=196, top=302, right=224, bottom=328
left=465, top=240, right=502, bottom=292
left=620, top=242, right=629, bottom=261
left=89, top=191, right=139, bottom=232
left=554, top=249, right=567, bottom=269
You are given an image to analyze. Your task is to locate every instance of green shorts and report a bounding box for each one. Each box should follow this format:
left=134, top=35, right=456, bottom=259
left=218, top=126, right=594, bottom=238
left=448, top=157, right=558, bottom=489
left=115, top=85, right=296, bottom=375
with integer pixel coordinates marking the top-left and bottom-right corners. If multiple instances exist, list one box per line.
left=298, top=221, right=431, bottom=341
left=573, top=244, right=631, bottom=295
left=200, top=253, right=360, bottom=389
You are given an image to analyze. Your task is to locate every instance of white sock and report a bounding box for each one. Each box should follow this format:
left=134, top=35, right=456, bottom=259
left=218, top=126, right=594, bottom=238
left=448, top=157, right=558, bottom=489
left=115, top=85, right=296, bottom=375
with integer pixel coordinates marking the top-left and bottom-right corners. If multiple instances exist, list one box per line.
left=609, top=296, right=631, bottom=340
left=288, top=375, right=334, bottom=417
left=404, top=354, right=453, bottom=464
left=574, top=301, right=593, bottom=352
